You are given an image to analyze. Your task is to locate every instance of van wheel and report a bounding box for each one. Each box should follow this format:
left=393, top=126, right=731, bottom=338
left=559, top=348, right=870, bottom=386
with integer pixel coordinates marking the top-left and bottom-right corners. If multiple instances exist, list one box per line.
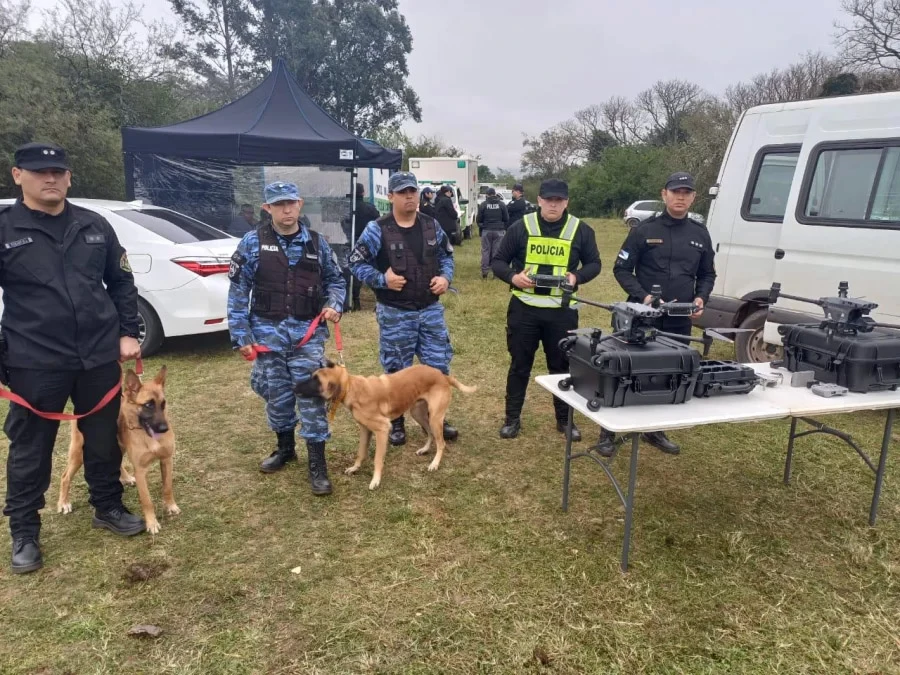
left=736, top=308, right=782, bottom=363
left=137, top=298, right=165, bottom=358
left=626, top=218, right=640, bottom=228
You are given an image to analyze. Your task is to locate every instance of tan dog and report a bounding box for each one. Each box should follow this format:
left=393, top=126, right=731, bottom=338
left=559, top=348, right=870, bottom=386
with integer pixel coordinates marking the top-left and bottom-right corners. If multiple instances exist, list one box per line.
left=295, top=362, right=476, bottom=489
left=57, top=366, right=179, bottom=534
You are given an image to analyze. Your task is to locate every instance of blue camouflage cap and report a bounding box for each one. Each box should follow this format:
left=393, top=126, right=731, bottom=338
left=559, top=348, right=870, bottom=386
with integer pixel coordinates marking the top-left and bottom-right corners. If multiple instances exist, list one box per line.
left=264, top=181, right=300, bottom=204
left=388, top=171, right=418, bottom=193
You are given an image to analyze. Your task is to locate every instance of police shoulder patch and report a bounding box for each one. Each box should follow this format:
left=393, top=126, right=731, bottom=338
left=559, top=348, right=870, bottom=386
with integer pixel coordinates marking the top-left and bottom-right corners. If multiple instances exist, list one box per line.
left=229, top=251, right=246, bottom=281
left=349, top=243, right=371, bottom=265
left=120, top=252, right=132, bottom=272
left=617, top=249, right=630, bottom=260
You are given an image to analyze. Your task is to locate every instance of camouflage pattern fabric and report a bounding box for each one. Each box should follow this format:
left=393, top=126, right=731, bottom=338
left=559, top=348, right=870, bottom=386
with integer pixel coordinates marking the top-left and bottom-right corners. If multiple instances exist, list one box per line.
left=376, top=302, right=452, bottom=375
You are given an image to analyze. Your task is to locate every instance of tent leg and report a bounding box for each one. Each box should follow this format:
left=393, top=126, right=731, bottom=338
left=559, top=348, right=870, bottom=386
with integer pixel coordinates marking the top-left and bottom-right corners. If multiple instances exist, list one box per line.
left=348, top=168, right=358, bottom=309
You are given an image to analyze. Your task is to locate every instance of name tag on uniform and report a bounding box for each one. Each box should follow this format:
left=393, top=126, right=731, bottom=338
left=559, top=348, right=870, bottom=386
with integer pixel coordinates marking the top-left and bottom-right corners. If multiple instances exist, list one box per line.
left=261, top=245, right=279, bottom=252
left=3, top=237, right=33, bottom=250
left=84, top=234, right=106, bottom=244
left=646, top=238, right=663, bottom=245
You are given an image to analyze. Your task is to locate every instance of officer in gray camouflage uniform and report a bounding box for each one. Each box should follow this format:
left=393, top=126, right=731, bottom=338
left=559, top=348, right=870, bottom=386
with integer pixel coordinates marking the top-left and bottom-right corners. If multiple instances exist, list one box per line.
left=227, top=181, right=345, bottom=495
left=348, top=171, right=458, bottom=446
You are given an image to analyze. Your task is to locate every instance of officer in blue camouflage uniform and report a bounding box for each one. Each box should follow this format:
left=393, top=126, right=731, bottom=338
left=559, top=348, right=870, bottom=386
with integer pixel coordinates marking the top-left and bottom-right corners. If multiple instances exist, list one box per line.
left=227, top=181, right=345, bottom=495
left=349, top=171, right=458, bottom=446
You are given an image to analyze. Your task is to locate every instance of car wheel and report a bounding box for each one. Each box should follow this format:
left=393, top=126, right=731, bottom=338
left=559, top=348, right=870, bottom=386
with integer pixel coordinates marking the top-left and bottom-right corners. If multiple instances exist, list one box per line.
left=137, top=297, right=165, bottom=358
left=735, top=308, right=782, bottom=363
left=626, top=218, right=640, bottom=228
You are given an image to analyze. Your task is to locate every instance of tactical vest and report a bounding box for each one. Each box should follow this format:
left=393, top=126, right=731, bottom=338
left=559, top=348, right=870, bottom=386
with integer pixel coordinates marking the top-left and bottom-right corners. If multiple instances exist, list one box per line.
left=374, top=213, right=440, bottom=311
left=511, top=212, right=580, bottom=308
left=251, top=224, right=323, bottom=321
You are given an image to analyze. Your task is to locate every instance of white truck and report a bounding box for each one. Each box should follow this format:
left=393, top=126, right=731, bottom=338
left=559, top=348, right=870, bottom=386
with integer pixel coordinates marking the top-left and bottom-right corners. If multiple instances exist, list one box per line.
left=408, top=156, right=478, bottom=234
left=696, top=91, right=900, bottom=363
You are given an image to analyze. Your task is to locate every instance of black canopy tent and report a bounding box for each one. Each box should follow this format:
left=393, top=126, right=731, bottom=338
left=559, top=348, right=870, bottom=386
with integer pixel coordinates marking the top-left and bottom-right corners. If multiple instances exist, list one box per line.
left=121, top=57, right=402, bottom=297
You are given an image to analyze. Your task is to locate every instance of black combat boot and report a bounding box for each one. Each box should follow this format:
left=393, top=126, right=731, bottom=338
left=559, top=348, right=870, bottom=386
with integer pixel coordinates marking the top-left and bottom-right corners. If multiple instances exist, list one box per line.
left=442, top=421, right=458, bottom=441
left=10, top=536, right=42, bottom=574
left=592, top=429, right=617, bottom=458
left=92, top=505, right=145, bottom=536
left=389, top=417, right=406, bottom=446
left=499, top=418, right=521, bottom=439
left=642, top=431, right=680, bottom=455
left=556, top=420, right=582, bottom=442
left=306, top=441, right=333, bottom=495
left=260, top=431, right=297, bottom=473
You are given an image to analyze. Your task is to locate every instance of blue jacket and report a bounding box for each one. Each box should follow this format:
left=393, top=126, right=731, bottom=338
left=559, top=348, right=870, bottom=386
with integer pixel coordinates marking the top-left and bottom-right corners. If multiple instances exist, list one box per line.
left=228, top=225, right=346, bottom=351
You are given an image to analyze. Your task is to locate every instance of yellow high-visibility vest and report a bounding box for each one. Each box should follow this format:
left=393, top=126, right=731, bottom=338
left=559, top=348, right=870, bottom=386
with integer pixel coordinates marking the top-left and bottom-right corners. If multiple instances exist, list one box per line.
left=511, top=213, right=580, bottom=308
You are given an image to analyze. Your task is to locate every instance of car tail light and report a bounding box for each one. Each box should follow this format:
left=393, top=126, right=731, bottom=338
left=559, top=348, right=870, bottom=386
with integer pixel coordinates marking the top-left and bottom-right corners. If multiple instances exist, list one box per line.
left=171, top=257, right=232, bottom=277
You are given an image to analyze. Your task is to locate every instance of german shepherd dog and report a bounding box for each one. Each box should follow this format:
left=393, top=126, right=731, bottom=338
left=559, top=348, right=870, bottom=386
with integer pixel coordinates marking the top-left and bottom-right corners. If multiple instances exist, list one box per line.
left=57, top=366, right=179, bottom=534
left=295, top=362, right=477, bottom=490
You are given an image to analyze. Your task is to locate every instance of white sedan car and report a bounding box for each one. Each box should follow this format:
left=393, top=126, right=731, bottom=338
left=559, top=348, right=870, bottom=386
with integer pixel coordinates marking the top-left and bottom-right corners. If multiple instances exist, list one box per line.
left=623, top=200, right=705, bottom=227
left=0, top=198, right=238, bottom=357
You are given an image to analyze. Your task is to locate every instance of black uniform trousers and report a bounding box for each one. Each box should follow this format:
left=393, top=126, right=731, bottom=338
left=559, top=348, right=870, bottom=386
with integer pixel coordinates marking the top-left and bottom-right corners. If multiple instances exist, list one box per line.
left=505, top=296, right=578, bottom=422
left=654, top=315, right=693, bottom=339
left=3, top=362, right=124, bottom=538
left=343, top=268, right=362, bottom=308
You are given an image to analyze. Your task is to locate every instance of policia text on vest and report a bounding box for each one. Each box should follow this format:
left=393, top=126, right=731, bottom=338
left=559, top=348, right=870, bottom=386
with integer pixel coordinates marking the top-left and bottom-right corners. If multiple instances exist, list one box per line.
left=491, top=191, right=601, bottom=439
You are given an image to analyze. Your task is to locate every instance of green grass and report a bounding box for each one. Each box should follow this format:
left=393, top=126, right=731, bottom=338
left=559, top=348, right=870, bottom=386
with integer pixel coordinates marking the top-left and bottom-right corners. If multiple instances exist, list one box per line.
left=1, top=219, right=899, bottom=674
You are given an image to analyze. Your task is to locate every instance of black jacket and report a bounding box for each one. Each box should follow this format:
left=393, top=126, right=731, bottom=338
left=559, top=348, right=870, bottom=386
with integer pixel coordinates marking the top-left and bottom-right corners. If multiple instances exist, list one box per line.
left=507, top=197, right=529, bottom=224
left=419, top=198, right=437, bottom=220
left=476, top=196, right=509, bottom=230
left=613, top=210, right=716, bottom=305
left=342, top=198, right=381, bottom=246
left=0, top=200, right=139, bottom=370
left=433, top=194, right=458, bottom=235
left=491, top=210, right=602, bottom=287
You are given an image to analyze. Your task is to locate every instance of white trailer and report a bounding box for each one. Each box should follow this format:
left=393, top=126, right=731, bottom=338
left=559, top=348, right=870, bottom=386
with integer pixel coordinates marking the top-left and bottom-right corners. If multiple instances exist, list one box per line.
left=408, top=156, right=479, bottom=229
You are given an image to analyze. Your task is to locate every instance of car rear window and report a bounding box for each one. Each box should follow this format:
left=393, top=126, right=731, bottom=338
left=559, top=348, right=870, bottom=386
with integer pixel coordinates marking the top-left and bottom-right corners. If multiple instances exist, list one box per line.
left=115, top=208, right=230, bottom=243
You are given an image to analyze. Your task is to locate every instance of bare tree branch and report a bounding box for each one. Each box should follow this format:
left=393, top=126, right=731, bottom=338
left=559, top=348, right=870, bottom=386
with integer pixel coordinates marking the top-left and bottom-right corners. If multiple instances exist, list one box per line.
left=836, top=0, right=900, bottom=71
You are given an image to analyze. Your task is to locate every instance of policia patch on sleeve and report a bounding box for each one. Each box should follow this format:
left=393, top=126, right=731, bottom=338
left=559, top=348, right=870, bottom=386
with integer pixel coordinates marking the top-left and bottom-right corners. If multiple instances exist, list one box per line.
left=228, top=252, right=246, bottom=281
left=348, top=243, right=371, bottom=266
left=120, top=252, right=132, bottom=273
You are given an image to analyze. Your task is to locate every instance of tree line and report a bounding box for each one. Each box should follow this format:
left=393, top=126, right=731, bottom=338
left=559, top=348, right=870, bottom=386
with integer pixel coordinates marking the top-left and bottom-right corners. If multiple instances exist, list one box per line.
left=0, top=0, right=420, bottom=199
left=517, top=0, right=900, bottom=217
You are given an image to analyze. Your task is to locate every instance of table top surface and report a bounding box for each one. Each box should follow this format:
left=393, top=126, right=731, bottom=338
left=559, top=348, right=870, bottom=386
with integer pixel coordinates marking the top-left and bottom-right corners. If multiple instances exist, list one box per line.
left=535, top=363, right=900, bottom=433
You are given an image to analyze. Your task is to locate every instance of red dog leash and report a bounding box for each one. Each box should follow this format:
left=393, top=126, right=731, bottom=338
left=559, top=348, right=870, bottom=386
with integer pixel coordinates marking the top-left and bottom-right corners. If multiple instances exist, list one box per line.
left=242, top=311, right=344, bottom=365
left=0, top=358, right=143, bottom=422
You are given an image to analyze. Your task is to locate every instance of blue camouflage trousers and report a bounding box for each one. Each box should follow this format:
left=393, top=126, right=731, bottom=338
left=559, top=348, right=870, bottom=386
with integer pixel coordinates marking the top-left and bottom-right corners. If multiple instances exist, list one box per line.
left=249, top=339, right=330, bottom=442
left=376, top=302, right=453, bottom=375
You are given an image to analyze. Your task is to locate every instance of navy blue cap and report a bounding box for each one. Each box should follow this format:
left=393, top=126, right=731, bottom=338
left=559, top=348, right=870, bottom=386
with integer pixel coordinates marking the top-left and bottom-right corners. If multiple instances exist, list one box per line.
left=14, top=142, right=69, bottom=171
left=388, top=171, right=418, bottom=193
left=539, top=179, right=568, bottom=199
left=664, top=172, right=695, bottom=191
left=513, top=183, right=524, bottom=192
left=264, top=181, right=300, bottom=204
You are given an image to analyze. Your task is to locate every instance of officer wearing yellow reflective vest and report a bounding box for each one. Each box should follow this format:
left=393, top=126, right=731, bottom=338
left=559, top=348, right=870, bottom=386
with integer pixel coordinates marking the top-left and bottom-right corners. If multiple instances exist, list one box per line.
left=491, top=179, right=601, bottom=441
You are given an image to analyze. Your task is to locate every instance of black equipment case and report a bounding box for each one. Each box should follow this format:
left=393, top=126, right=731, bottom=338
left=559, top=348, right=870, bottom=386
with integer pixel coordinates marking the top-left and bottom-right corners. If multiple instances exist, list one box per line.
left=777, top=325, right=900, bottom=393
left=694, top=360, right=758, bottom=397
left=563, top=331, right=701, bottom=410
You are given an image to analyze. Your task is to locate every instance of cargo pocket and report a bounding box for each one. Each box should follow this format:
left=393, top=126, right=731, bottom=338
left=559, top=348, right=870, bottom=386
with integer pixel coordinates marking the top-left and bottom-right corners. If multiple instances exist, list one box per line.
left=250, top=361, right=269, bottom=400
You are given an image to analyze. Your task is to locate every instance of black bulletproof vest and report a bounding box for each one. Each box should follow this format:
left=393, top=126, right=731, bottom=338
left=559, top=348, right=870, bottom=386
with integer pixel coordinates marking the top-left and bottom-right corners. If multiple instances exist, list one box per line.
left=374, top=213, right=439, bottom=311
left=251, top=224, right=323, bottom=321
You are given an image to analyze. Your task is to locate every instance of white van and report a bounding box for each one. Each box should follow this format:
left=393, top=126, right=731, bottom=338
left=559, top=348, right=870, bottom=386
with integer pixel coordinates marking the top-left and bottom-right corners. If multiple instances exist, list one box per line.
left=697, top=92, right=900, bottom=362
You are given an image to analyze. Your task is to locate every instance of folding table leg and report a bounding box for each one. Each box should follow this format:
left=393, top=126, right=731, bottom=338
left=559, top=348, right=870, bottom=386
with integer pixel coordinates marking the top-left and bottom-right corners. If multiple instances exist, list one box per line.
left=784, top=416, right=798, bottom=485
left=621, top=433, right=640, bottom=572
left=561, top=405, right=575, bottom=512
left=869, top=408, right=896, bottom=526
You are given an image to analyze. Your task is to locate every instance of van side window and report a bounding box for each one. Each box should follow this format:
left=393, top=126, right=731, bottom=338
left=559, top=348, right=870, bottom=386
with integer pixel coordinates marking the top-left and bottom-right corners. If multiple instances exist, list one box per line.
left=801, top=142, right=900, bottom=227
left=744, top=150, right=800, bottom=221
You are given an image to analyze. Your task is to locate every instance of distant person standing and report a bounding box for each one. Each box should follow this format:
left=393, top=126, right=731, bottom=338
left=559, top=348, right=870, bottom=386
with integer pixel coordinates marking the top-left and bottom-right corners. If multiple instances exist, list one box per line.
left=341, top=183, right=381, bottom=312
left=595, top=171, right=716, bottom=457
left=433, top=185, right=459, bottom=242
left=476, top=187, right=509, bottom=279
left=506, top=183, right=529, bottom=224
left=419, top=187, right=437, bottom=219
left=229, top=203, right=258, bottom=236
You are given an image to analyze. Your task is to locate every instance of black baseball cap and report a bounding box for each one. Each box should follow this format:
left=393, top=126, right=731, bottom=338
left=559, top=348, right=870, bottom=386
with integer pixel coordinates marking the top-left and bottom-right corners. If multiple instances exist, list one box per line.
left=664, top=172, right=695, bottom=191
left=486, top=187, right=496, bottom=196
left=513, top=183, right=524, bottom=192
left=14, top=142, right=70, bottom=171
left=539, top=179, right=568, bottom=199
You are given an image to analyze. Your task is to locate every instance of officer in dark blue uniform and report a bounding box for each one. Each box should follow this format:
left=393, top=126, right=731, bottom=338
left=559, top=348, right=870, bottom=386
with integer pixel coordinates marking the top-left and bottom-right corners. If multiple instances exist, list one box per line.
left=348, top=171, right=458, bottom=446
left=598, top=172, right=716, bottom=456
left=0, top=142, right=145, bottom=574
left=227, top=181, right=346, bottom=494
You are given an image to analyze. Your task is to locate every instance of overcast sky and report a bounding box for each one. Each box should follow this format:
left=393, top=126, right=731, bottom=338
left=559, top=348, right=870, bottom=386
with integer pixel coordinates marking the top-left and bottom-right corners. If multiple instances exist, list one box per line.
left=29, top=0, right=846, bottom=171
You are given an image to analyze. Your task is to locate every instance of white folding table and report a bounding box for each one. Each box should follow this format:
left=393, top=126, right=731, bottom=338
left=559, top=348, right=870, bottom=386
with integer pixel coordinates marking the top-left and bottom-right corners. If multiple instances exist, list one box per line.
left=535, top=365, right=900, bottom=571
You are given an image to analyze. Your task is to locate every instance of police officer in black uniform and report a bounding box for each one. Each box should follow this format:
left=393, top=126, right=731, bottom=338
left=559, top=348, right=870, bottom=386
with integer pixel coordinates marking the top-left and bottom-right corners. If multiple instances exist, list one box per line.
left=476, top=187, right=509, bottom=279
left=506, top=183, right=529, bottom=224
left=0, top=142, right=145, bottom=574
left=491, top=179, right=601, bottom=442
left=597, top=171, right=716, bottom=456
left=341, top=182, right=381, bottom=312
